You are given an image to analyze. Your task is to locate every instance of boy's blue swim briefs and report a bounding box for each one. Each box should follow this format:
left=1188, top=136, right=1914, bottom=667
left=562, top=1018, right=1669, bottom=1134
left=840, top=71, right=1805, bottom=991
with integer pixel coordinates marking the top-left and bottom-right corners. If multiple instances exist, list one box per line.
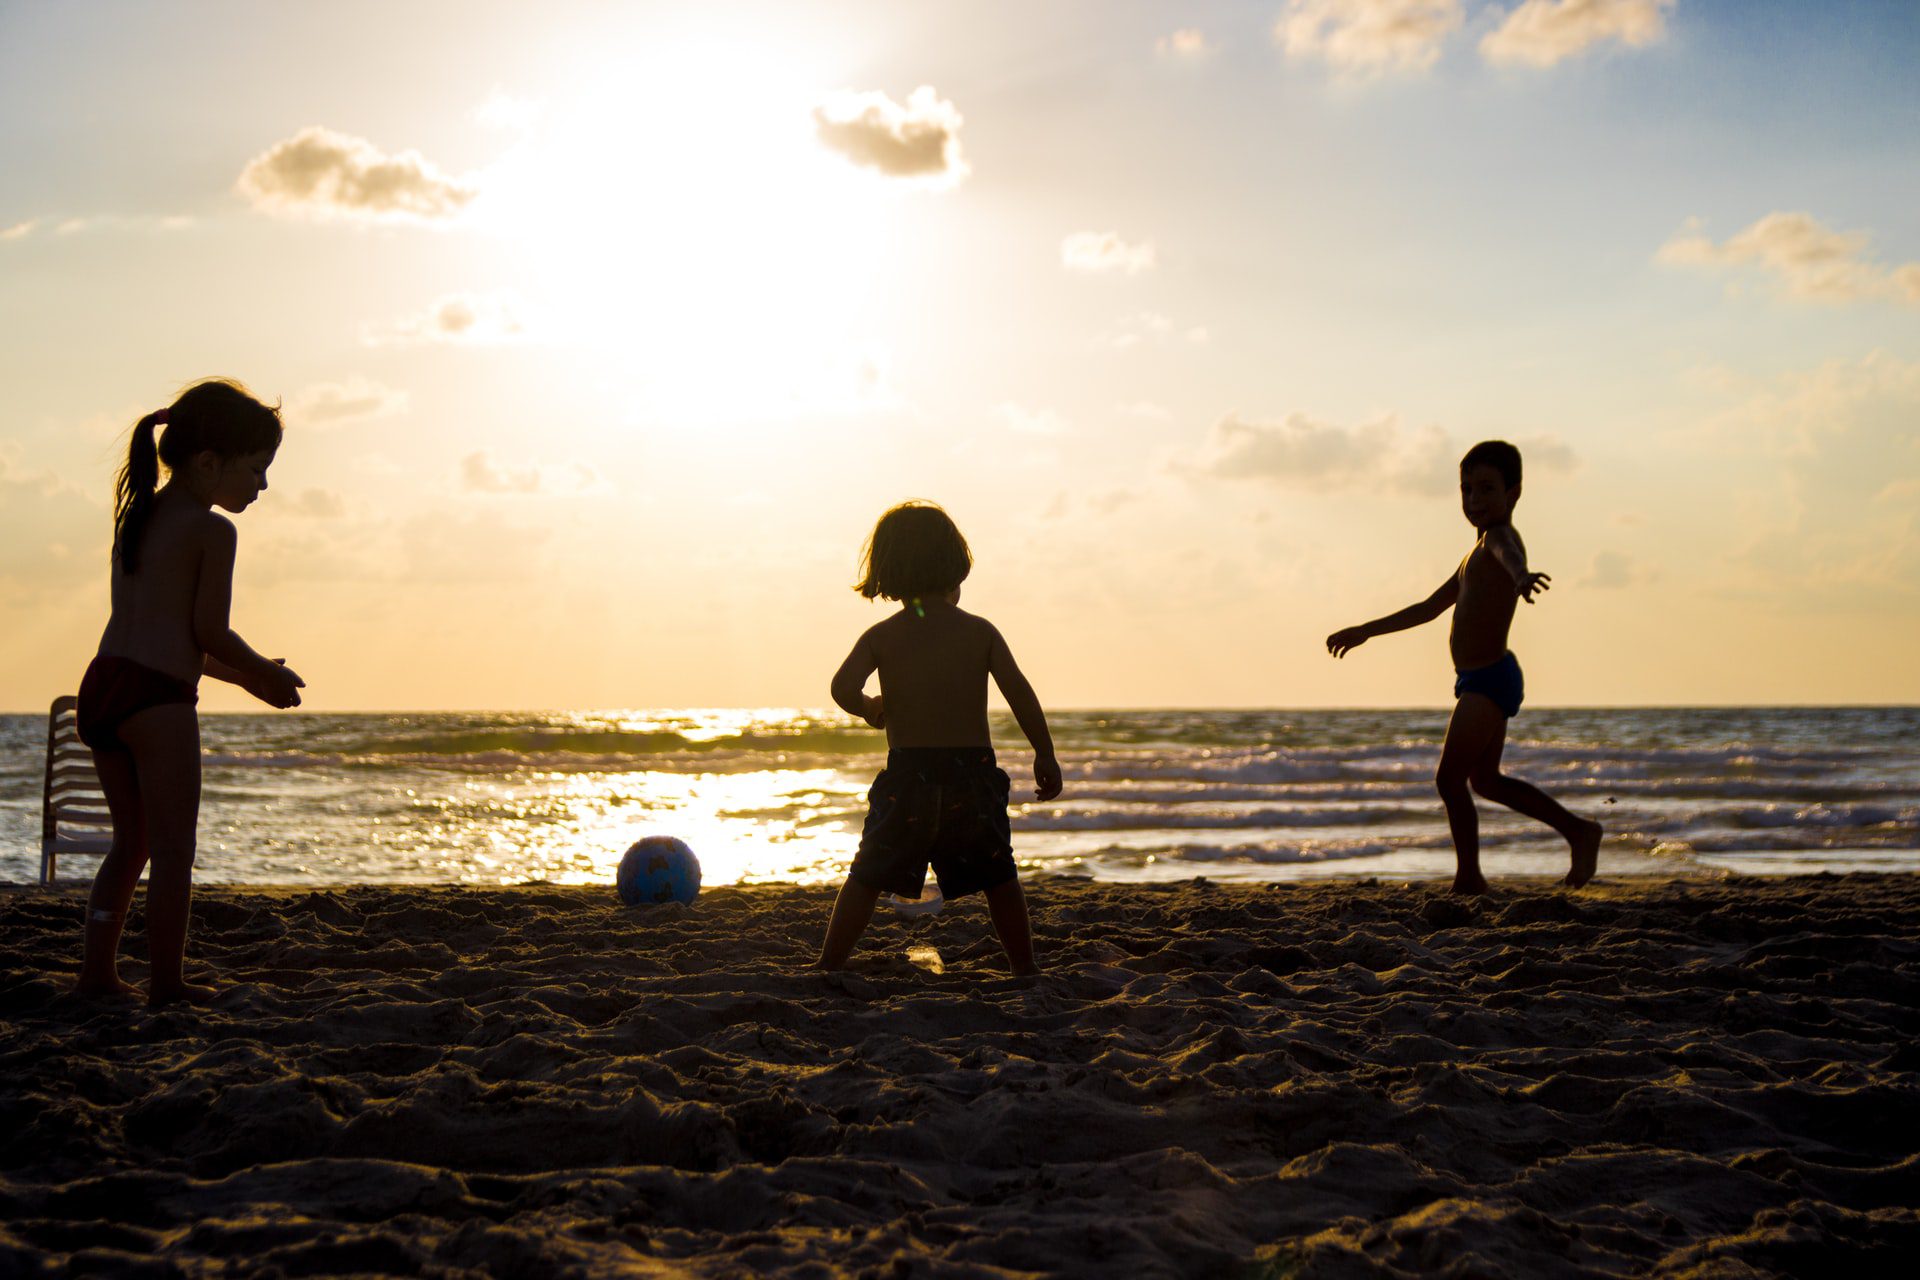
left=849, top=747, right=1017, bottom=900
left=1454, top=651, right=1524, bottom=718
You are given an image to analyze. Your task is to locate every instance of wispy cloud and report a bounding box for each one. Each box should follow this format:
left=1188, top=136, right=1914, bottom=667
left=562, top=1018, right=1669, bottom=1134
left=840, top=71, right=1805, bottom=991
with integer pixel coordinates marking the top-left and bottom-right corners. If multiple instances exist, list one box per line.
left=237, top=126, right=478, bottom=222
left=364, top=294, right=526, bottom=346
left=1101, top=310, right=1209, bottom=349
left=286, top=376, right=409, bottom=427
left=1277, top=0, right=1464, bottom=77
left=1157, top=28, right=1213, bottom=58
left=813, top=87, right=968, bottom=185
left=996, top=403, right=1070, bottom=436
left=1481, top=0, right=1675, bottom=68
left=1194, top=412, right=1575, bottom=495
left=1, top=220, right=34, bottom=241
left=460, top=451, right=603, bottom=497
left=1062, top=231, right=1156, bottom=275
left=1659, top=212, right=1920, bottom=307
left=1578, top=550, right=1656, bottom=589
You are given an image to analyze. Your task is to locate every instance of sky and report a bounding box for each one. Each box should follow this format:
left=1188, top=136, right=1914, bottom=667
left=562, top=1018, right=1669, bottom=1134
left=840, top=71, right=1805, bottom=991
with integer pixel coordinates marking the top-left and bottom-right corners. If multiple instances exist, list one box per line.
left=2, top=0, right=1917, bottom=711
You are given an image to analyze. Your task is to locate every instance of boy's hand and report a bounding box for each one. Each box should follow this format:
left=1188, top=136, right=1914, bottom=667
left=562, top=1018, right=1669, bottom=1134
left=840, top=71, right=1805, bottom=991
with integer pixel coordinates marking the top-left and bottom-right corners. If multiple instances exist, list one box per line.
left=1326, top=626, right=1369, bottom=658
left=1518, top=572, right=1551, bottom=603
left=862, top=694, right=885, bottom=729
left=1032, top=754, right=1063, bottom=802
left=250, top=659, right=305, bottom=709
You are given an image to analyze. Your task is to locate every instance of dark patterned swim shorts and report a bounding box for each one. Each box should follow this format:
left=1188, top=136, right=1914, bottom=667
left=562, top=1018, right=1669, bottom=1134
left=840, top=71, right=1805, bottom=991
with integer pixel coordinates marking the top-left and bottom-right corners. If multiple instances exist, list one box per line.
left=848, top=747, right=1017, bottom=900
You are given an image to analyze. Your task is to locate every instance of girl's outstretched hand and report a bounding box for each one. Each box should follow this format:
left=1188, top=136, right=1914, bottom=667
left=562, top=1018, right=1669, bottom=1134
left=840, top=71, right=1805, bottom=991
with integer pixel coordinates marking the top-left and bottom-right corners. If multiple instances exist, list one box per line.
left=1326, top=627, right=1369, bottom=658
left=250, top=659, right=305, bottom=709
left=1033, top=754, right=1063, bottom=802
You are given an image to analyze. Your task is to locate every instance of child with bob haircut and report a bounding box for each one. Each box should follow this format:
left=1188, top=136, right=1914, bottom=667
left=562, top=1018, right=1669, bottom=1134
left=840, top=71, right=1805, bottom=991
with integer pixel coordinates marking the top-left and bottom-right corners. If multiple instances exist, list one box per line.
left=820, top=500, right=1062, bottom=975
left=1327, top=440, right=1600, bottom=894
left=75, top=378, right=306, bottom=1004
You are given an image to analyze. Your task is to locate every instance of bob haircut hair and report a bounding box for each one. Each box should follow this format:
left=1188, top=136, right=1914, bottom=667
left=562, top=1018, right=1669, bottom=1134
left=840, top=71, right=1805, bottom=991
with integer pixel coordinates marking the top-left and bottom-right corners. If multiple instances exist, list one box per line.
left=1459, top=439, right=1522, bottom=489
left=113, top=378, right=283, bottom=572
left=854, top=500, right=972, bottom=602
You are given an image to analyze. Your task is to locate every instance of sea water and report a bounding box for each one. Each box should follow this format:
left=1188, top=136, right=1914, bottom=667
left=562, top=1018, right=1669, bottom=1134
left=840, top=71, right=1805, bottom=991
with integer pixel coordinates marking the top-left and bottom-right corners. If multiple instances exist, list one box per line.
left=2, top=707, right=1915, bottom=886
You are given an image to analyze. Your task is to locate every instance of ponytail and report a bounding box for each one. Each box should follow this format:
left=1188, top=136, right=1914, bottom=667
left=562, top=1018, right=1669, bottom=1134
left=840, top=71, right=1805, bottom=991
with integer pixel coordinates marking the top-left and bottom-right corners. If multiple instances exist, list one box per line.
left=111, top=412, right=164, bottom=573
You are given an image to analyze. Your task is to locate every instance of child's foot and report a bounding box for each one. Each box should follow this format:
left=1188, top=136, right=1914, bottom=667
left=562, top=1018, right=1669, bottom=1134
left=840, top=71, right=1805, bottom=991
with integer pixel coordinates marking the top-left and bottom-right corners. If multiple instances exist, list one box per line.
left=147, top=981, right=217, bottom=1007
left=1450, top=869, right=1490, bottom=896
left=73, top=974, right=138, bottom=999
left=1011, top=962, right=1041, bottom=978
left=1564, top=820, right=1602, bottom=889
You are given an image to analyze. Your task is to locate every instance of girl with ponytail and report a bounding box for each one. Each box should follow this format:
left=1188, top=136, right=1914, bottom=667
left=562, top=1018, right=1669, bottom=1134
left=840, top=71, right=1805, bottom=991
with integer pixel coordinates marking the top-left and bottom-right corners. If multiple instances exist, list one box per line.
left=75, top=378, right=306, bottom=1005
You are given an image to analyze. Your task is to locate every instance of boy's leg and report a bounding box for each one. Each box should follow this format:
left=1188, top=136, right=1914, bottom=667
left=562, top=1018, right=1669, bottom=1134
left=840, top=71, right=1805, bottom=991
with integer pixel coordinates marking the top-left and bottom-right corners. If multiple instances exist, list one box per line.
left=1435, top=695, right=1507, bottom=895
left=116, top=705, right=208, bottom=1005
left=1468, top=735, right=1602, bottom=888
left=76, top=747, right=147, bottom=996
left=983, top=877, right=1039, bottom=976
left=816, top=877, right=882, bottom=970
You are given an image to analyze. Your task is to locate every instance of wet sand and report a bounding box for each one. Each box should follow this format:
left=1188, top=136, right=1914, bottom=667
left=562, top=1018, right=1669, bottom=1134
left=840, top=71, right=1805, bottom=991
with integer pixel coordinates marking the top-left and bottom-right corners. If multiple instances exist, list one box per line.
left=3, top=875, right=1918, bottom=1278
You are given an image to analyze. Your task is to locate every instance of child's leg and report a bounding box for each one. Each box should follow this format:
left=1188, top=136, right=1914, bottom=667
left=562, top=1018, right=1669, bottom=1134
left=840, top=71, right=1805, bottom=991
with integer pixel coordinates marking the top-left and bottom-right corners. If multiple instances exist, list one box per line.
left=983, top=877, right=1039, bottom=976
left=116, top=704, right=207, bottom=1004
left=76, top=747, right=148, bottom=995
left=1468, top=734, right=1602, bottom=888
left=816, top=877, right=882, bottom=969
left=1435, top=695, right=1507, bottom=894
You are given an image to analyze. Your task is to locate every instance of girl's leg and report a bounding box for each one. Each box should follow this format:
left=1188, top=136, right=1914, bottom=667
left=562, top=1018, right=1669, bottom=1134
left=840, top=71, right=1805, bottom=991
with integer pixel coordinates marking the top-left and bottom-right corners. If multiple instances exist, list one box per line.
left=1435, top=695, right=1507, bottom=895
left=1468, top=734, right=1602, bottom=887
left=816, top=877, right=882, bottom=970
left=115, top=704, right=206, bottom=1004
left=76, top=747, right=147, bottom=995
left=984, top=877, right=1039, bottom=976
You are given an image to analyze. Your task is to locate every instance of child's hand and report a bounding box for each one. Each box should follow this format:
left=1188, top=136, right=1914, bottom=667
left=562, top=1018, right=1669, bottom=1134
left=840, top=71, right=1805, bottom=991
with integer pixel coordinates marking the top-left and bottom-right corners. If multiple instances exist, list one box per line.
left=1032, top=754, right=1063, bottom=802
left=863, top=694, right=885, bottom=729
left=250, top=659, right=305, bottom=709
left=1326, top=626, right=1369, bottom=658
left=1518, top=572, right=1551, bottom=603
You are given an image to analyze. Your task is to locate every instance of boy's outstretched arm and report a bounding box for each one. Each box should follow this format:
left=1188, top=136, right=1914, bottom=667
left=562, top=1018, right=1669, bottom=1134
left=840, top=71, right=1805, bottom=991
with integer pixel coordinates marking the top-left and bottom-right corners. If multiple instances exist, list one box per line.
left=986, top=626, right=1062, bottom=801
left=1327, top=574, right=1459, bottom=658
left=1486, top=527, right=1551, bottom=603
left=830, top=631, right=884, bottom=728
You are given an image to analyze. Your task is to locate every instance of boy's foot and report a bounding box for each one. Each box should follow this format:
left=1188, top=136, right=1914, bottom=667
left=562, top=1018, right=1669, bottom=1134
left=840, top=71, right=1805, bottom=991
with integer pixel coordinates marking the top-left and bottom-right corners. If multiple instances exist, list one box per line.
left=147, top=981, right=217, bottom=1008
left=1564, top=820, right=1602, bottom=889
left=1011, top=963, right=1041, bottom=978
left=1450, top=870, right=1491, bottom=896
left=73, top=974, right=138, bottom=999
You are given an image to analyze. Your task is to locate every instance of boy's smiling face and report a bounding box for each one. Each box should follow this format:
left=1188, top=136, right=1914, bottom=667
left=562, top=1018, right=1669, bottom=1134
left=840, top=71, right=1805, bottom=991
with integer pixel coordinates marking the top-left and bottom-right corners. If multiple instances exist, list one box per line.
left=1460, top=463, right=1519, bottom=529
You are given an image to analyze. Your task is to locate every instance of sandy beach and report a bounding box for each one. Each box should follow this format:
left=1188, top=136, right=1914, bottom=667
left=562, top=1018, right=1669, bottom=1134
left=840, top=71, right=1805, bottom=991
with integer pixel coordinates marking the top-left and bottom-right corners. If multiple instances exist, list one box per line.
left=2, top=875, right=1917, bottom=1278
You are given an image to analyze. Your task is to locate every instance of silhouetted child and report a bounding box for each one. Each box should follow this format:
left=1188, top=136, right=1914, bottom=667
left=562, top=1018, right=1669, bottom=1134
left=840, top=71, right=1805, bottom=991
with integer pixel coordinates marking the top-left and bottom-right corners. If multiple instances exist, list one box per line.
left=819, top=501, right=1062, bottom=974
left=74, top=379, right=305, bottom=1004
left=1327, top=440, right=1600, bottom=894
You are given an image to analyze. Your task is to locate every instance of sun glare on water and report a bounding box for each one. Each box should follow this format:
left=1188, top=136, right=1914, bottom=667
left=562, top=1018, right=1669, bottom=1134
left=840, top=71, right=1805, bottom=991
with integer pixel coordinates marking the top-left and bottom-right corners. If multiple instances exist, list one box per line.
left=479, top=38, right=901, bottom=427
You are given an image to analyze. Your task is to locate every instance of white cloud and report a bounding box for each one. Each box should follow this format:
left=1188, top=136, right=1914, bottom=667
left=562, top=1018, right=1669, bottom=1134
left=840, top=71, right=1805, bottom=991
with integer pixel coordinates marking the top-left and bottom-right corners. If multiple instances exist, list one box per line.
left=285, top=377, right=409, bottom=427
left=1, top=220, right=34, bottom=241
left=1062, top=231, right=1156, bottom=275
left=996, top=403, right=1070, bottom=436
left=460, top=451, right=604, bottom=497
left=812, top=87, right=968, bottom=184
left=237, top=126, right=478, bottom=222
left=1157, top=28, right=1213, bottom=57
left=1194, top=412, right=1576, bottom=495
left=1481, top=0, right=1674, bottom=68
left=364, top=294, right=525, bottom=346
left=1578, top=550, right=1655, bottom=589
left=1659, top=212, right=1920, bottom=307
left=1277, top=0, right=1464, bottom=76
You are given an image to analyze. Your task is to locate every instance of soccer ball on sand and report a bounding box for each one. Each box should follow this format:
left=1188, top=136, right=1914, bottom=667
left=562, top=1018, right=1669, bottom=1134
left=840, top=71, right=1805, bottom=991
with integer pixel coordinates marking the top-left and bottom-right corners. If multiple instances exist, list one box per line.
left=616, top=836, right=702, bottom=906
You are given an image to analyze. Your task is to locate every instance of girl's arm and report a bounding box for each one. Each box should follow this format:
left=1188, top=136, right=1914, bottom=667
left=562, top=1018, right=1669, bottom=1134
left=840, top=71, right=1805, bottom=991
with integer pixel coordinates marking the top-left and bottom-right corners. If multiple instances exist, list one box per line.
left=1328, top=574, right=1458, bottom=657
left=986, top=625, right=1063, bottom=801
left=193, top=517, right=303, bottom=707
left=830, top=631, right=883, bottom=727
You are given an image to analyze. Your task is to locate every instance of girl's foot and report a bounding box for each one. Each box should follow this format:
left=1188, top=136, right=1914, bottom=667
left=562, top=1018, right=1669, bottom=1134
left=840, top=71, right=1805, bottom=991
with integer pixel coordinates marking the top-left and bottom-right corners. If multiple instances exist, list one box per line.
left=73, top=974, right=138, bottom=999
left=1564, top=821, right=1602, bottom=888
left=148, top=981, right=217, bottom=1007
left=1451, top=869, right=1490, bottom=896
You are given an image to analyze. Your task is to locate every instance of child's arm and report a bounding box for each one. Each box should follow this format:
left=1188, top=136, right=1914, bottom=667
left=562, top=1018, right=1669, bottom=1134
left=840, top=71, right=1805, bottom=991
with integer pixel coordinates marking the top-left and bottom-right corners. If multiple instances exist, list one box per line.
left=1486, top=527, right=1550, bottom=603
left=986, top=626, right=1063, bottom=801
left=829, top=631, right=884, bottom=728
left=193, top=518, right=304, bottom=708
left=1327, top=574, right=1459, bottom=657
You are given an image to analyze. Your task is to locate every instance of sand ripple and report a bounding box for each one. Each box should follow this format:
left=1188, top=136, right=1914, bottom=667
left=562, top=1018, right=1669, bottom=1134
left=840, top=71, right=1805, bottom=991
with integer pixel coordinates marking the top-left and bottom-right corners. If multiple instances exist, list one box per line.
left=3, top=876, right=1919, bottom=1277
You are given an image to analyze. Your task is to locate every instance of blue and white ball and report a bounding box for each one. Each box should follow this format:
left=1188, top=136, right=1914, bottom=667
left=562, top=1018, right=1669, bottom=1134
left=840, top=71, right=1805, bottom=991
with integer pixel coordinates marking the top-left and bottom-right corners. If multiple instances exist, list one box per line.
left=616, top=836, right=701, bottom=906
